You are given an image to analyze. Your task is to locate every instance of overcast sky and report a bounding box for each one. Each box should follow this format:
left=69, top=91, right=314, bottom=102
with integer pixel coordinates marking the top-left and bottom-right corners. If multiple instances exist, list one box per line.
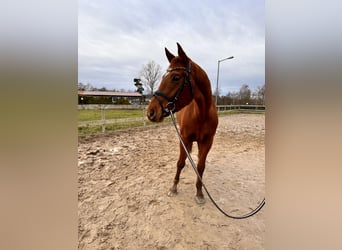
left=78, top=0, right=264, bottom=94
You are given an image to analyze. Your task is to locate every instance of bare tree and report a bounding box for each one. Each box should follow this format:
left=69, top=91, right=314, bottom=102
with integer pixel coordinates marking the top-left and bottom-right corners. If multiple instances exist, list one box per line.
left=84, top=83, right=94, bottom=91
left=139, top=60, right=162, bottom=95
left=78, top=82, right=94, bottom=91
left=98, top=86, right=107, bottom=91
left=239, top=84, right=251, bottom=104
left=256, top=84, right=265, bottom=105
left=78, top=82, right=86, bottom=90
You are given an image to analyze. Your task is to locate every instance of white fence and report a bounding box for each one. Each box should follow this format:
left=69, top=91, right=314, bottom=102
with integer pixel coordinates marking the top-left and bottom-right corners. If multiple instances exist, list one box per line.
left=216, top=104, right=265, bottom=111
left=78, top=105, right=265, bottom=132
left=78, top=104, right=265, bottom=112
left=78, top=104, right=146, bottom=110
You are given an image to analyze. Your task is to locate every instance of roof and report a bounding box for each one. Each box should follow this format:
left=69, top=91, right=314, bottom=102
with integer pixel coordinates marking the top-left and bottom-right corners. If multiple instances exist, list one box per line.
left=78, top=90, right=142, bottom=97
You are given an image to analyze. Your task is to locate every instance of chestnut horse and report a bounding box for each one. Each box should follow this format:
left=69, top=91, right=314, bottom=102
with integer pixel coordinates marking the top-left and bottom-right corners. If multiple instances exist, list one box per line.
left=147, top=43, right=218, bottom=204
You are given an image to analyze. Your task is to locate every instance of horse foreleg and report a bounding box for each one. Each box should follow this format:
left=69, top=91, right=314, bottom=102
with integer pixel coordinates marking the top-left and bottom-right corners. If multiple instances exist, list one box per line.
left=195, top=138, right=214, bottom=204
left=168, top=140, right=192, bottom=197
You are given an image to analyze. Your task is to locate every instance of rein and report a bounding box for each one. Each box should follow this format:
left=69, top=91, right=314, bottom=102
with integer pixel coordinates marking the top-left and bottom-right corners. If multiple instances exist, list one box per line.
left=168, top=109, right=266, bottom=219
left=153, top=62, right=193, bottom=117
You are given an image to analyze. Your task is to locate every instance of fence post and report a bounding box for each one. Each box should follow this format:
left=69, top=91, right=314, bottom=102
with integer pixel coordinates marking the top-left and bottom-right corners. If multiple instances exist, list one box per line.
left=101, top=106, right=106, bottom=133
left=143, top=106, right=146, bottom=126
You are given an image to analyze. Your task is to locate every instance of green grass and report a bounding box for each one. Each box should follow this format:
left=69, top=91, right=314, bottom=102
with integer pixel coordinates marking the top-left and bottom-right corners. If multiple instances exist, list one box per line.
left=78, top=108, right=264, bottom=135
left=78, top=120, right=155, bottom=135
left=78, top=109, right=145, bottom=122
left=78, top=109, right=171, bottom=135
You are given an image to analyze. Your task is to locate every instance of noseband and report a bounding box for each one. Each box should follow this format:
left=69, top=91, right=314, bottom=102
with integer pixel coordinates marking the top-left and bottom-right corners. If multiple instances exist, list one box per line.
left=153, top=62, right=193, bottom=117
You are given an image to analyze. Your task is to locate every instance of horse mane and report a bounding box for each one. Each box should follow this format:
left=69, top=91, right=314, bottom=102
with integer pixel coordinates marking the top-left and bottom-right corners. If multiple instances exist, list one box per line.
left=190, top=60, right=214, bottom=107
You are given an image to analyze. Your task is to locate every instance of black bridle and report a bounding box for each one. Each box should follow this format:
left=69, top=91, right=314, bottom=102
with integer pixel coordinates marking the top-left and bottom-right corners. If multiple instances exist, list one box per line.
left=153, top=62, right=193, bottom=117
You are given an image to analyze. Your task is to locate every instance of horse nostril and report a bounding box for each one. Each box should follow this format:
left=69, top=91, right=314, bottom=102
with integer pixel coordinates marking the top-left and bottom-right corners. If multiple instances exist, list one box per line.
left=149, top=109, right=155, bottom=118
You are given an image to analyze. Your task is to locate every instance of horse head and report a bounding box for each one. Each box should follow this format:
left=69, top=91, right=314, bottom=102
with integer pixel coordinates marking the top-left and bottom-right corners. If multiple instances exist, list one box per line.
left=147, top=43, right=194, bottom=122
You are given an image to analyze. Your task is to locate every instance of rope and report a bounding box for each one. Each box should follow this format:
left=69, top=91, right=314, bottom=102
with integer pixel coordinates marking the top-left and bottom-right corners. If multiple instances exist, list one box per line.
left=169, top=110, right=265, bottom=219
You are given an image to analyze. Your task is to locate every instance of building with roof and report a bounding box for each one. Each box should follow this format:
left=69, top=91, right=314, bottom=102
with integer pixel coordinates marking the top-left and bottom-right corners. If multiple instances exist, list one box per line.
left=78, top=90, right=143, bottom=104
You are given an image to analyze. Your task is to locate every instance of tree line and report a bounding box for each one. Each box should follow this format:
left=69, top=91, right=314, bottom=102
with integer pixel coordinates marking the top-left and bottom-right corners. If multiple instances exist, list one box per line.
left=218, top=84, right=265, bottom=105
left=78, top=82, right=136, bottom=93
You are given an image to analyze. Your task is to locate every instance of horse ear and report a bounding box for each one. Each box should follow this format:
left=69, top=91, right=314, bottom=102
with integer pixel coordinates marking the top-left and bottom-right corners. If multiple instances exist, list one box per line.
left=165, top=48, right=175, bottom=62
left=177, top=42, right=188, bottom=61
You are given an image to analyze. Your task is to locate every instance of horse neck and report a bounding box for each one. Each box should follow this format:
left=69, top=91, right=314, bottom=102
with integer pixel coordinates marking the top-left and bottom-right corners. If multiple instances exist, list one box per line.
left=192, top=63, right=214, bottom=117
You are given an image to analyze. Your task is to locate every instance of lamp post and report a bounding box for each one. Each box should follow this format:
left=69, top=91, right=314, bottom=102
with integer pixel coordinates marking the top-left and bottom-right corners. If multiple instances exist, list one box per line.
left=215, top=56, right=234, bottom=107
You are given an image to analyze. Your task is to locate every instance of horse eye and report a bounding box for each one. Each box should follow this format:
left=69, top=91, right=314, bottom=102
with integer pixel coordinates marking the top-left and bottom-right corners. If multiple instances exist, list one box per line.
left=172, top=75, right=180, bottom=82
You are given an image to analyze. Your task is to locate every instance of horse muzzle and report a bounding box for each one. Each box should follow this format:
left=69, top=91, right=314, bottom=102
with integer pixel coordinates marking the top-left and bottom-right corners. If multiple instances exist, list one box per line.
left=146, top=100, right=167, bottom=122
left=147, top=95, right=177, bottom=122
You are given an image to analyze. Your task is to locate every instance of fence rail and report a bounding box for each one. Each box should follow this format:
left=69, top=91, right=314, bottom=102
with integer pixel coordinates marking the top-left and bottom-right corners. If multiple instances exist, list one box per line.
left=216, top=104, right=265, bottom=111
left=78, top=117, right=146, bottom=127
left=78, top=105, right=265, bottom=133
left=78, top=104, right=146, bottom=110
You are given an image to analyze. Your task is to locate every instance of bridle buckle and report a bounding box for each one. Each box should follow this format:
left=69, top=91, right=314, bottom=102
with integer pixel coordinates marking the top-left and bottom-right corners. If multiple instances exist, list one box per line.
left=165, top=102, right=176, bottom=113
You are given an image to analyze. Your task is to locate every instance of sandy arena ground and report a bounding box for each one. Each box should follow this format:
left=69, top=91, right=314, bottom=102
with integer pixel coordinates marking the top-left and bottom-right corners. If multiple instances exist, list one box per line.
left=78, top=114, right=265, bottom=249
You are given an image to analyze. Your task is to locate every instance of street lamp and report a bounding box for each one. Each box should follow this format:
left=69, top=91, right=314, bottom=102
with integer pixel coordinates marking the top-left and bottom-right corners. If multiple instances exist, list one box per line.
left=215, top=56, right=234, bottom=107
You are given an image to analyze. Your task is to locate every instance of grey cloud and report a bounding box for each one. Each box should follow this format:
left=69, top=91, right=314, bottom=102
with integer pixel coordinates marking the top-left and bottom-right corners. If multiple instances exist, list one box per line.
left=79, top=0, right=265, bottom=93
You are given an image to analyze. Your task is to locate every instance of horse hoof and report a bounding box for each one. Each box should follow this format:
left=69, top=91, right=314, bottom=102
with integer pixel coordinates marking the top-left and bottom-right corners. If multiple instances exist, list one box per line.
left=195, top=196, right=206, bottom=204
left=168, top=190, right=177, bottom=197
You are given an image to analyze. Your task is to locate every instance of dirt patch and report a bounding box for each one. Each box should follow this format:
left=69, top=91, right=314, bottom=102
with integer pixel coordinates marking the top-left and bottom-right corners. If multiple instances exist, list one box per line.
left=78, top=114, right=265, bottom=249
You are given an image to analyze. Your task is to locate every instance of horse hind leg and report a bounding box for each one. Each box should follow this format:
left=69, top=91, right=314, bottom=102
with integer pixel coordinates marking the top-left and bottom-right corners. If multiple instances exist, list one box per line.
left=168, top=140, right=192, bottom=197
